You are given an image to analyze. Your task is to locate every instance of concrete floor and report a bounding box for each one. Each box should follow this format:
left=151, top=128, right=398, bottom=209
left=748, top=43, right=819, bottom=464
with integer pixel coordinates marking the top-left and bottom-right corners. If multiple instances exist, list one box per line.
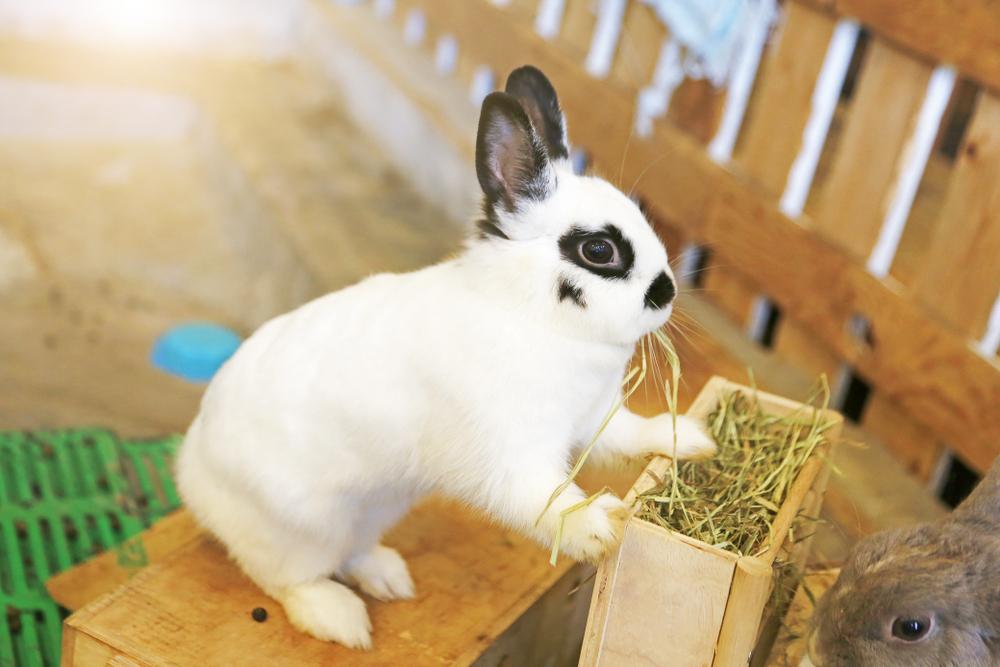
left=0, top=11, right=468, bottom=434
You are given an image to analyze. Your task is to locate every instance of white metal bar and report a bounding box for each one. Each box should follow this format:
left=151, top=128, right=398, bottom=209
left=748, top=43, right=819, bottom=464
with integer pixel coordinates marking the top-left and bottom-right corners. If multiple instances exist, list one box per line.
left=402, top=8, right=425, bottom=45
left=707, top=0, right=778, bottom=164
left=435, top=34, right=458, bottom=75
left=372, top=0, right=394, bottom=19
left=585, top=0, right=626, bottom=78
left=977, top=292, right=1000, bottom=357
left=635, top=37, right=683, bottom=137
left=535, top=0, right=565, bottom=40
left=779, top=19, right=860, bottom=219
left=867, top=66, right=956, bottom=278
left=746, top=296, right=774, bottom=342
left=470, top=66, right=495, bottom=106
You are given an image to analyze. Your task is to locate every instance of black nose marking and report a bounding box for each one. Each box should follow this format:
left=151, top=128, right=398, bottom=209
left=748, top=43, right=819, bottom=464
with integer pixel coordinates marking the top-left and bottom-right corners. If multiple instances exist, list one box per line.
left=644, top=272, right=676, bottom=310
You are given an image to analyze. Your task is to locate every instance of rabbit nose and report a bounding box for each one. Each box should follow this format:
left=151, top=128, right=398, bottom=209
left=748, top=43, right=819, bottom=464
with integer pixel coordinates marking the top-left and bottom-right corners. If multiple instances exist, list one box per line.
left=644, top=271, right=676, bottom=309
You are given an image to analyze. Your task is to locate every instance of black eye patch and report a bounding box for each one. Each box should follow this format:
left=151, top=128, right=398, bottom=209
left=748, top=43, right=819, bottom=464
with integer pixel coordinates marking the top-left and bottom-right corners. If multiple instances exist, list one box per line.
left=557, top=224, right=634, bottom=279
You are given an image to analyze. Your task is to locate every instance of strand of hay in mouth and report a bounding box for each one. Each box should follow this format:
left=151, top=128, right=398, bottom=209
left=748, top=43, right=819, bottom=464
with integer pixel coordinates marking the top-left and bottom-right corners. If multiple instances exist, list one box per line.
left=541, top=329, right=681, bottom=565
left=636, top=376, right=834, bottom=557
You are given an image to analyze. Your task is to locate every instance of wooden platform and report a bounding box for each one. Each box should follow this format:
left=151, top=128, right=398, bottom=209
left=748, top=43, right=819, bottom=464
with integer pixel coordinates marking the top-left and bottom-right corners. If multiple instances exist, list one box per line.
left=55, top=504, right=591, bottom=666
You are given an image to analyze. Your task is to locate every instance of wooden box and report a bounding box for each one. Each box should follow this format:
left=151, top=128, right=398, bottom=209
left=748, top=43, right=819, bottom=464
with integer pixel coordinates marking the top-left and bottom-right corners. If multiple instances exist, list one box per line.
left=579, top=377, right=842, bottom=667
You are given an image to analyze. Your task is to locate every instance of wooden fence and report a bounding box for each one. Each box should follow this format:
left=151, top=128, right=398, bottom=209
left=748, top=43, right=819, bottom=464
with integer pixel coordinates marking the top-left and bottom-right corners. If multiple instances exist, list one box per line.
left=340, top=0, right=1000, bottom=484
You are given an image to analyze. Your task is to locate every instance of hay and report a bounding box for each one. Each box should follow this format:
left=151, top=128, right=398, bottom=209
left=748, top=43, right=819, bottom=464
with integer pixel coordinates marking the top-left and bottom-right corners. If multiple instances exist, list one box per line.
left=542, top=329, right=679, bottom=565
left=542, top=324, right=834, bottom=565
left=635, top=377, right=835, bottom=557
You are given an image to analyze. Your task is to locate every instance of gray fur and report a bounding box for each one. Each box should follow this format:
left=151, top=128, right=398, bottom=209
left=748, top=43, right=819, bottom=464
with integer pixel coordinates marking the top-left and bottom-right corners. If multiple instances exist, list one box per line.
left=811, top=457, right=1000, bottom=666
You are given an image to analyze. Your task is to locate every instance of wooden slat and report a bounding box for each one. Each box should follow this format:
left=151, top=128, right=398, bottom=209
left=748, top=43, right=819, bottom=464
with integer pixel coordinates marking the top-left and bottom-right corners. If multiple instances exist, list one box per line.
left=702, top=264, right=758, bottom=329
left=737, top=2, right=837, bottom=194
left=735, top=2, right=844, bottom=388
left=794, top=0, right=1000, bottom=95
left=609, top=2, right=665, bottom=93
left=812, top=38, right=932, bottom=259
left=668, top=79, right=727, bottom=146
left=399, top=0, right=1000, bottom=472
left=914, top=93, right=1000, bottom=340
left=559, top=0, right=598, bottom=58
left=860, top=395, right=943, bottom=480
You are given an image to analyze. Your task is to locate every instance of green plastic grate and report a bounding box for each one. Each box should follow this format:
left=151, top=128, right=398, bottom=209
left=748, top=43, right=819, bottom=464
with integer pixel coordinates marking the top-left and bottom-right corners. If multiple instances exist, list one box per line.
left=0, top=429, right=182, bottom=667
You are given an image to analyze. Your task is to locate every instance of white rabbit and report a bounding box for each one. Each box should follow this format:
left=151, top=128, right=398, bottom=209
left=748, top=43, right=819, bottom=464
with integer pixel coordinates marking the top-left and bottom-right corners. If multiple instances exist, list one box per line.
left=176, top=65, right=715, bottom=650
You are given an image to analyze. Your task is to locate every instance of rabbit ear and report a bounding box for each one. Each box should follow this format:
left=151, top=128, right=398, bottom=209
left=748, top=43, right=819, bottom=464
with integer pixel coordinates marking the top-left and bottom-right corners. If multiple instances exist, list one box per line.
left=955, top=457, right=1000, bottom=525
left=476, top=91, right=554, bottom=214
left=504, top=65, right=569, bottom=160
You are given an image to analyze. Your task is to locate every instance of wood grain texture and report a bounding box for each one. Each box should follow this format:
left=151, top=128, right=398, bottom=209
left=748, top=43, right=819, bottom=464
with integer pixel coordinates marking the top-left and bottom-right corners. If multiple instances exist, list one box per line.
left=703, top=263, right=759, bottom=329
left=62, top=499, right=584, bottom=667
left=737, top=1, right=836, bottom=195
left=793, top=0, right=1000, bottom=94
left=705, top=192, right=1000, bottom=472
left=914, top=93, right=1000, bottom=340
left=763, top=568, right=840, bottom=667
left=47, top=511, right=202, bottom=611
left=715, top=558, right=776, bottom=667
left=812, top=38, right=932, bottom=260
left=584, top=520, right=738, bottom=667
left=609, top=2, right=666, bottom=93
left=860, top=394, right=944, bottom=481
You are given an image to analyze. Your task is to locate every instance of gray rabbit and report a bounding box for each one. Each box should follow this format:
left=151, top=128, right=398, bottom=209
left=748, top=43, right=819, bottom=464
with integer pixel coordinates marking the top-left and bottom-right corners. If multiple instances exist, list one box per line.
left=808, top=457, right=1000, bottom=666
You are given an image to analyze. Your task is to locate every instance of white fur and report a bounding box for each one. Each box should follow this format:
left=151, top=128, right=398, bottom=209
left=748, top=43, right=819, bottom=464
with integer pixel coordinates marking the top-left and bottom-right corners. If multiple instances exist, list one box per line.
left=178, top=145, right=714, bottom=649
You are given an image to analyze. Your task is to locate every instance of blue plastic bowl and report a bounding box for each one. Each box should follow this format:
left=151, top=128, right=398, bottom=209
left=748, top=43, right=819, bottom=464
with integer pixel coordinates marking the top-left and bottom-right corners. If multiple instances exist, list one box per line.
left=151, top=322, right=242, bottom=382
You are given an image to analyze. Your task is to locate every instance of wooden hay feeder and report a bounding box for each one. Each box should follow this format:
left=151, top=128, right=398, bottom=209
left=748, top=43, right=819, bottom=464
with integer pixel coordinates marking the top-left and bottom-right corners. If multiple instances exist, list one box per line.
left=580, top=376, right=843, bottom=667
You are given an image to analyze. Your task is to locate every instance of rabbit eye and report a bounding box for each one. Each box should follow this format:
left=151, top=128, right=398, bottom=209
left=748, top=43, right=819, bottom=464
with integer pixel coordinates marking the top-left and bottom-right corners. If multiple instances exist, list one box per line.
left=580, top=238, right=616, bottom=265
left=891, top=617, right=932, bottom=642
left=558, top=224, right=634, bottom=279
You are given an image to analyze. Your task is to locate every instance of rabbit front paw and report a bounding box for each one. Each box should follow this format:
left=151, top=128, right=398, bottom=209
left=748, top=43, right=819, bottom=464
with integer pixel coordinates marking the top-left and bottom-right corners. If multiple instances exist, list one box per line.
left=644, top=414, right=716, bottom=460
left=557, top=493, right=629, bottom=564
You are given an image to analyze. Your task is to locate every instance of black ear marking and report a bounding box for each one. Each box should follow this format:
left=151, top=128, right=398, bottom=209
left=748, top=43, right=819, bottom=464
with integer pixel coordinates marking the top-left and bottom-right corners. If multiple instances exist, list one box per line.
left=476, top=92, right=553, bottom=214
left=505, top=66, right=569, bottom=160
left=557, top=277, right=585, bottom=307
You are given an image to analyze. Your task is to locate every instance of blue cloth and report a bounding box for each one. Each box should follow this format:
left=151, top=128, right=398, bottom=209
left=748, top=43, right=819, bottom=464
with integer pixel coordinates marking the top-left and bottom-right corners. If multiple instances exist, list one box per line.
left=643, top=0, right=775, bottom=86
left=151, top=322, right=242, bottom=382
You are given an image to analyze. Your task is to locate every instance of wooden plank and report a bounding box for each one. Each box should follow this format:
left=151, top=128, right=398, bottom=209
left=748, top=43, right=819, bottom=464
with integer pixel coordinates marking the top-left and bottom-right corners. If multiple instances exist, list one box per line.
left=715, top=558, right=775, bottom=667
left=47, top=510, right=202, bottom=611
left=703, top=263, right=758, bottom=329
left=62, top=500, right=580, bottom=667
left=914, top=93, right=1000, bottom=340
left=793, top=0, right=1000, bottom=95
left=581, top=519, right=737, bottom=667
left=558, top=0, right=598, bottom=59
left=812, top=38, right=932, bottom=260
left=763, top=568, right=841, bottom=667
left=669, top=78, right=727, bottom=146
left=737, top=1, right=836, bottom=195
left=861, top=394, right=943, bottom=480
left=609, top=2, right=665, bottom=93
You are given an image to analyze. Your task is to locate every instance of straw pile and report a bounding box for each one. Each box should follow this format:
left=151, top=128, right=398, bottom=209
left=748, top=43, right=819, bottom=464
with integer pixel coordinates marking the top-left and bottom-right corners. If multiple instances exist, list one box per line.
left=635, top=380, right=835, bottom=557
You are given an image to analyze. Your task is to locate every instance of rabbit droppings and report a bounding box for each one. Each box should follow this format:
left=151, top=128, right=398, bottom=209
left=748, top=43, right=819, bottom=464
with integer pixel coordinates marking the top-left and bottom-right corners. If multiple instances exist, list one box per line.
left=809, top=457, right=1000, bottom=666
left=176, top=66, right=715, bottom=650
